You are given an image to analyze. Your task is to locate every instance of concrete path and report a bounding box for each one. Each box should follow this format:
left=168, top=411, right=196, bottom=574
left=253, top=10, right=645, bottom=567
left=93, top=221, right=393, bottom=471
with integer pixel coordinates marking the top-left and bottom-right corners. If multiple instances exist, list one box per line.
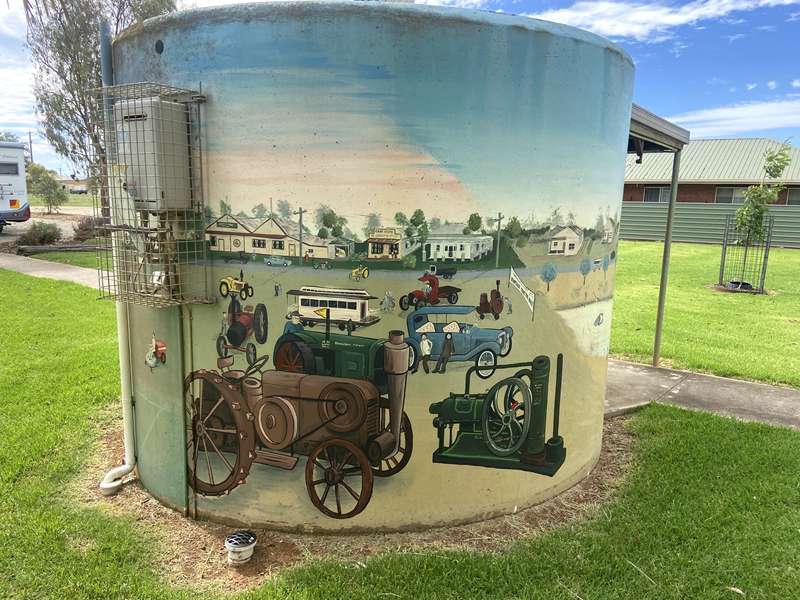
left=1, top=254, right=798, bottom=429
left=0, top=252, right=99, bottom=288
left=606, top=359, right=800, bottom=429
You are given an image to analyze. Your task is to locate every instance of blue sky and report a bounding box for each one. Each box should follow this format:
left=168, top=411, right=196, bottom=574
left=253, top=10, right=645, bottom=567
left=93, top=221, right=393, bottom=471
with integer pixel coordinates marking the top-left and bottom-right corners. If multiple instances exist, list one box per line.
left=2, top=0, right=799, bottom=174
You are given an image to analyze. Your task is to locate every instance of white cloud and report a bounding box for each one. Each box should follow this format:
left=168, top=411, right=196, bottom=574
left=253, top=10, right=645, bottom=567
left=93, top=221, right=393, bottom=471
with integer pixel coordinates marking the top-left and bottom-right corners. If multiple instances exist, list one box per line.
left=669, top=99, right=800, bottom=137
left=788, top=10, right=800, bottom=19
left=756, top=24, right=777, bottom=30
left=746, top=82, right=758, bottom=90
left=725, top=32, right=747, bottom=42
left=525, top=0, right=800, bottom=42
left=767, top=80, right=778, bottom=89
left=729, top=86, right=737, bottom=92
left=792, top=79, right=800, bottom=88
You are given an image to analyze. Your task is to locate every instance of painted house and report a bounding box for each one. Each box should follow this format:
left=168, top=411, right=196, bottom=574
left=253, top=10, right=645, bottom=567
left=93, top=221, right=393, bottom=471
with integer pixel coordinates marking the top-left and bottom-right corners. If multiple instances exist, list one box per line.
left=624, top=138, right=800, bottom=205
left=423, top=223, right=494, bottom=262
left=547, top=225, right=583, bottom=256
left=365, top=226, right=419, bottom=260
left=206, top=213, right=341, bottom=260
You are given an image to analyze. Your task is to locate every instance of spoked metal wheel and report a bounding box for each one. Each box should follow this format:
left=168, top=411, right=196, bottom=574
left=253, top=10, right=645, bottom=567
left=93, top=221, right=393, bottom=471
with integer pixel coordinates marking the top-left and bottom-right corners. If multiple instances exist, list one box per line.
left=475, top=349, right=497, bottom=379
left=372, top=411, right=413, bottom=477
left=184, top=370, right=255, bottom=496
left=305, top=438, right=373, bottom=519
left=481, top=377, right=532, bottom=457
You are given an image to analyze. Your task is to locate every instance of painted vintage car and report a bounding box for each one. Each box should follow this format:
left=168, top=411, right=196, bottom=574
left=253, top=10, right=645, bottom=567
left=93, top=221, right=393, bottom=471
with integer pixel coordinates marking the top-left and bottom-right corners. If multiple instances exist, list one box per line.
left=404, top=305, right=513, bottom=379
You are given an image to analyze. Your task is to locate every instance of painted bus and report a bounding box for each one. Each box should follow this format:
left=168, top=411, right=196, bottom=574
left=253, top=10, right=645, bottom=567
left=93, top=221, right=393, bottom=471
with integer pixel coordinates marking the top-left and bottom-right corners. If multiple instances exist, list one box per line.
left=285, top=285, right=381, bottom=330
left=0, top=142, right=30, bottom=234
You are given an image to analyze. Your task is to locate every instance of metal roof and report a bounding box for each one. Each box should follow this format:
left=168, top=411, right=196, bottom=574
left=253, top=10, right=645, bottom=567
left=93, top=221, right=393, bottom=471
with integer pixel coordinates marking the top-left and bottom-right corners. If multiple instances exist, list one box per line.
left=625, top=138, right=800, bottom=184
left=629, top=104, right=690, bottom=154
left=0, top=141, right=26, bottom=150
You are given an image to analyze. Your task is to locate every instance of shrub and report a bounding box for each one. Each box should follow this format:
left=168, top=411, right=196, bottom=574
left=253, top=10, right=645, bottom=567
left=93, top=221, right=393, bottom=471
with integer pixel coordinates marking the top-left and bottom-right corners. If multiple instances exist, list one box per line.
left=401, top=253, right=417, bottom=269
left=73, top=216, right=105, bottom=242
left=19, top=221, right=62, bottom=246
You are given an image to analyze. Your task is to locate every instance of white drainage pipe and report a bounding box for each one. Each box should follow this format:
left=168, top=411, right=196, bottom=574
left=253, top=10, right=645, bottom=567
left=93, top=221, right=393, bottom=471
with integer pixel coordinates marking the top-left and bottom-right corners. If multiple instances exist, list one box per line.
left=225, top=531, right=257, bottom=566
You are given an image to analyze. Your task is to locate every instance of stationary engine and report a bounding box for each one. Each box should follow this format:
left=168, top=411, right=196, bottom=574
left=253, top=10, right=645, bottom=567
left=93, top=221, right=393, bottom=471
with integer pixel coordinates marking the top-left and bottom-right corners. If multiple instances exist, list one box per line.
left=429, top=354, right=567, bottom=476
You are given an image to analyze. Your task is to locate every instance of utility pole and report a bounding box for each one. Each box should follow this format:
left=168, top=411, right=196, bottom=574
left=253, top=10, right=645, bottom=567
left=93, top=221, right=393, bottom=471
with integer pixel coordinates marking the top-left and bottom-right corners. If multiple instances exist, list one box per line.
left=294, top=207, right=307, bottom=262
left=27, top=131, right=33, bottom=163
left=495, top=212, right=504, bottom=268
left=270, top=197, right=273, bottom=217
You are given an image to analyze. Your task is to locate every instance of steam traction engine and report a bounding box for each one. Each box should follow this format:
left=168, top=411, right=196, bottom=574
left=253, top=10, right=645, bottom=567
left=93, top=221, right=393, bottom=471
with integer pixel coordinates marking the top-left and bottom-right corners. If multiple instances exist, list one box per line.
left=185, top=331, right=411, bottom=519
left=429, top=354, right=567, bottom=475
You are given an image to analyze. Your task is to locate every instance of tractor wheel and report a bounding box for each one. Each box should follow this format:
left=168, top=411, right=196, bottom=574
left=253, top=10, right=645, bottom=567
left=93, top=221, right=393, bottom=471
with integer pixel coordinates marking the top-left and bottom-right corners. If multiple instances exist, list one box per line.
left=399, top=295, right=410, bottom=311
left=273, top=338, right=316, bottom=374
left=372, top=412, right=413, bottom=477
left=362, top=267, right=369, bottom=279
left=245, top=343, right=257, bottom=365
left=481, top=377, right=532, bottom=457
left=305, top=438, right=373, bottom=519
left=407, top=343, right=418, bottom=371
left=479, top=312, right=486, bottom=320
left=475, top=349, right=497, bottom=379
left=239, top=288, right=248, bottom=301
left=253, top=303, right=269, bottom=344
left=448, top=292, right=459, bottom=304
left=219, top=281, right=229, bottom=297
left=184, top=370, right=255, bottom=496
left=216, top=335, right=228, bottom=358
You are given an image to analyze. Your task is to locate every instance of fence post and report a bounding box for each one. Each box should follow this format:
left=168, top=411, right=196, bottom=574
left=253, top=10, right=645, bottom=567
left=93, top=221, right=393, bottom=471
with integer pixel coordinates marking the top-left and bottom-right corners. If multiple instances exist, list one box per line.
left=718, top=214, right=730, bottom=286
left=653, top=149, right=681, bottom=367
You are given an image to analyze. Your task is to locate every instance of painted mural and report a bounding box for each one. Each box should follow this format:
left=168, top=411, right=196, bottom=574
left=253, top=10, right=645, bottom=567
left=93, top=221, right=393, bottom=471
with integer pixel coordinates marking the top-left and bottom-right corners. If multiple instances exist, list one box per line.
left=113, top=2, right=635, bottom=530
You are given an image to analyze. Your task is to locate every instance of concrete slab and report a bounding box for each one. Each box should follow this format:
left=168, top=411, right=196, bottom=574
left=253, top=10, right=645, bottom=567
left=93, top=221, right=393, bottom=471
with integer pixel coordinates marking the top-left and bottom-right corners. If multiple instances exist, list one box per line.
left=0, top=253, right=99, bottom=289
left=661, top=373, right=800, bottom=430
left=605, top=359, right=687, bottom=415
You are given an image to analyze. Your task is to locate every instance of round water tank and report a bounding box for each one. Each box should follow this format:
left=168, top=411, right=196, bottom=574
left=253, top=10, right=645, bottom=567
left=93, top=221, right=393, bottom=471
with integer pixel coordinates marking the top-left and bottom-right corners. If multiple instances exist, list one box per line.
left=112, top=1, right=633, bottom=531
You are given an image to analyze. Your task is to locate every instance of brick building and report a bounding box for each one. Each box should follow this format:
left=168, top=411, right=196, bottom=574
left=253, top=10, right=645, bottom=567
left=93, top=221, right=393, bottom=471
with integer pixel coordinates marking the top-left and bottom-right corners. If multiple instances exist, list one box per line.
left=624, top=138, right=800, bottom=206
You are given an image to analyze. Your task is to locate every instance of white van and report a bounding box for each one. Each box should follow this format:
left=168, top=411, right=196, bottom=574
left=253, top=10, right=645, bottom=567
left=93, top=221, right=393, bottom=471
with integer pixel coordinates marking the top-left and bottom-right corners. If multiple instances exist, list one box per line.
left=0, top=142, right=30, bottom=233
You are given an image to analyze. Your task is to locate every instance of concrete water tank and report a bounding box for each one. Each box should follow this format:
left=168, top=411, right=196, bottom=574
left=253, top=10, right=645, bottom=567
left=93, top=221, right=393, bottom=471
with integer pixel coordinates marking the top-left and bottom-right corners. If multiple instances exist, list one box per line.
left=107, top=1, right=634, bottom=531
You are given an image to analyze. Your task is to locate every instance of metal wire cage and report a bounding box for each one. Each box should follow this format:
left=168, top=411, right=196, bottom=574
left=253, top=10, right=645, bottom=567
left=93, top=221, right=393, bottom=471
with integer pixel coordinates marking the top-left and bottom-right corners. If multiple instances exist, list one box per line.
left=718, top=213, right=775, bottom=294
left=89, top=82, right=212, bottom=308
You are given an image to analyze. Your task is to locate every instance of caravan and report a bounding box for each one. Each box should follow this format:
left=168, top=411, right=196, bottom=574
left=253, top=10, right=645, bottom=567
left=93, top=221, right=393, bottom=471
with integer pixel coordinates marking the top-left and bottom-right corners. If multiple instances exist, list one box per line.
left=0, top=142, right=30, bottom=233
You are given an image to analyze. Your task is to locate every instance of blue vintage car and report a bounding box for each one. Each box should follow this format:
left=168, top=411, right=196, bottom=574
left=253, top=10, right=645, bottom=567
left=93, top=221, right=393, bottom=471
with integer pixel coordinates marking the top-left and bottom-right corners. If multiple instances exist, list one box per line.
left=405, top=305, right=513, bottom=379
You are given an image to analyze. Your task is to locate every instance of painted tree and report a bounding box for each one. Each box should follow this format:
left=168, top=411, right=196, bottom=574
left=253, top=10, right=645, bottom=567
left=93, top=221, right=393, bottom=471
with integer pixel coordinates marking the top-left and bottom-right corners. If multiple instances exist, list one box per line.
left=251, top=203, right=268, bottom=219
left=602, top=254, right=610, bottom=280
left=579, top=257, right=592, bottom=284
left=540, top=262, right=558, bottom=292
left=316, top=205, right=347, bottom=238
left=429, top=216, right=442, bottom=230
left=219, top=199, right=232, bottom=215
left=27, top=163, right=68, bottom=214
left=363, top=212, right=381, bottom=238
left=276, top=199, right=292, bottom=219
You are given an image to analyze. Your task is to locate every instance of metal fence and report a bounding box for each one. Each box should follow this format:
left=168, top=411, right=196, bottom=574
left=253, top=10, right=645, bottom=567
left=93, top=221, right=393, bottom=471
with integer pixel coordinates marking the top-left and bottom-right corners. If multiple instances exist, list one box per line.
left=619, top=202, right=800, bottom=248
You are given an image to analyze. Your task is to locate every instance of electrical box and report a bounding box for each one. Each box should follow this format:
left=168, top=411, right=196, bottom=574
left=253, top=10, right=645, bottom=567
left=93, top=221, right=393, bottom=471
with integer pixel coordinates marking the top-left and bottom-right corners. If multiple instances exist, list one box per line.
left=114, top=97, right=192, bottom=211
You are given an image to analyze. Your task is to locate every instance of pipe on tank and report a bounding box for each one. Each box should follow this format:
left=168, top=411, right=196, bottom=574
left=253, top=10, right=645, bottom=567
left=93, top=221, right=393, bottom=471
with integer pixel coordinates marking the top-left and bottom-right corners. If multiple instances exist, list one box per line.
left=368, top=331, right=409, bottom=462
left=98, top=19, right=137, bottom=496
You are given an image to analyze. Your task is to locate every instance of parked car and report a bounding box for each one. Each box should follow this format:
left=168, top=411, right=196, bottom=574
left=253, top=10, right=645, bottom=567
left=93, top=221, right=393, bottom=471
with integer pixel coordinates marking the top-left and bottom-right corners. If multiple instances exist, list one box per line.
left=263, top=255, right=291, bottom=267
left=404, top=305, right=513, bottom=379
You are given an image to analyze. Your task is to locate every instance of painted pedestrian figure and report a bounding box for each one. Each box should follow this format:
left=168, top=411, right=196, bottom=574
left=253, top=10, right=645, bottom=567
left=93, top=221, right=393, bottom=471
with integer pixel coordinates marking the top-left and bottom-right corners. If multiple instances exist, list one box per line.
left=433, top=332, right=454, bottom=374
left=413, top=333, right=433, bottom=374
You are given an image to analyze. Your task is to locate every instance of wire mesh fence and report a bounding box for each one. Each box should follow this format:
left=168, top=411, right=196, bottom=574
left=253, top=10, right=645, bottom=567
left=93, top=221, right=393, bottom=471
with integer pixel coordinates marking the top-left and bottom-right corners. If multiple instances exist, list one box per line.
left=718, top=213, right=774, bottom=294
left=89, top=82, right=211, bottom=308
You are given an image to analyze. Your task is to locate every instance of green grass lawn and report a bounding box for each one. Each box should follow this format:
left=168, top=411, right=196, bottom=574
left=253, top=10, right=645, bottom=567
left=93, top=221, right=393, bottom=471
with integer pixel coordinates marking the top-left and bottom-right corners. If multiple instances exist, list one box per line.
left=2, top=267, right=800, bottom=598
left=612, top=240, right=800, bottom=388
left=29, top=250, right=99, bottom=269
left=28, top=192, right=94, bottom=208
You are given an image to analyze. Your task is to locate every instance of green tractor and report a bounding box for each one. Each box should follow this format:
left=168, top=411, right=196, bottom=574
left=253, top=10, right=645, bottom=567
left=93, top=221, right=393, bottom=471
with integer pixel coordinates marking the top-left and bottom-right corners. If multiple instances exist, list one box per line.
left=429, top=354, right=567, bottom=476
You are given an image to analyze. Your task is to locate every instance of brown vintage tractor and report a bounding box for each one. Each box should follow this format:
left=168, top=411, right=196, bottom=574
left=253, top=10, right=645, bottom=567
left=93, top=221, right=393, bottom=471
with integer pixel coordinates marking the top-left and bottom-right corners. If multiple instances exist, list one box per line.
left=185, top=331, right=411, bottom=519
left=216, top=295, right=269, bottom=365
left=476, top=279, right=504, bottom=320
left=399, top=272, right=460, bottom=311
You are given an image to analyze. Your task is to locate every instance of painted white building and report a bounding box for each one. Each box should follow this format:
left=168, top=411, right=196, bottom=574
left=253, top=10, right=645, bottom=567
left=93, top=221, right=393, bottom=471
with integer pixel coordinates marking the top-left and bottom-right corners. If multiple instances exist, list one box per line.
left=423, top=223, right=494, bottom=262
left=365, top=227, right=420, bottom=260
left=206, top=213, right=339, bottom=259
left=547, top=225, right=583, bottom=256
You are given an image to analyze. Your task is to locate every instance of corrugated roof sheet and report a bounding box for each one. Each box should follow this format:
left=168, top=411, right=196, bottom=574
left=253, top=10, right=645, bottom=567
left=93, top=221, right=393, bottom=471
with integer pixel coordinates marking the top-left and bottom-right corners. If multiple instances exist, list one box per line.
left=625, top=138, right=800, bottom=184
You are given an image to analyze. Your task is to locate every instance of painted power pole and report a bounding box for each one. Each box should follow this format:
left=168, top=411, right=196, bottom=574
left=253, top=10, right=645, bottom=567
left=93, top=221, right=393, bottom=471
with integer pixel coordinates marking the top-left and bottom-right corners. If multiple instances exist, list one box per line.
left=495, top=212, right=504, bottom=268
left=27, top=131, right=34, bottom=163
left=294, top=207, right=307, bottom=262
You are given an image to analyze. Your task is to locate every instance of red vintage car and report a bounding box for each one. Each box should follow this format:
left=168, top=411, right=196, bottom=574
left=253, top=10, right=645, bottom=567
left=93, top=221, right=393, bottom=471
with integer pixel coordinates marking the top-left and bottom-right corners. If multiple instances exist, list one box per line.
left=399, top=273, right=461, bottom=311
